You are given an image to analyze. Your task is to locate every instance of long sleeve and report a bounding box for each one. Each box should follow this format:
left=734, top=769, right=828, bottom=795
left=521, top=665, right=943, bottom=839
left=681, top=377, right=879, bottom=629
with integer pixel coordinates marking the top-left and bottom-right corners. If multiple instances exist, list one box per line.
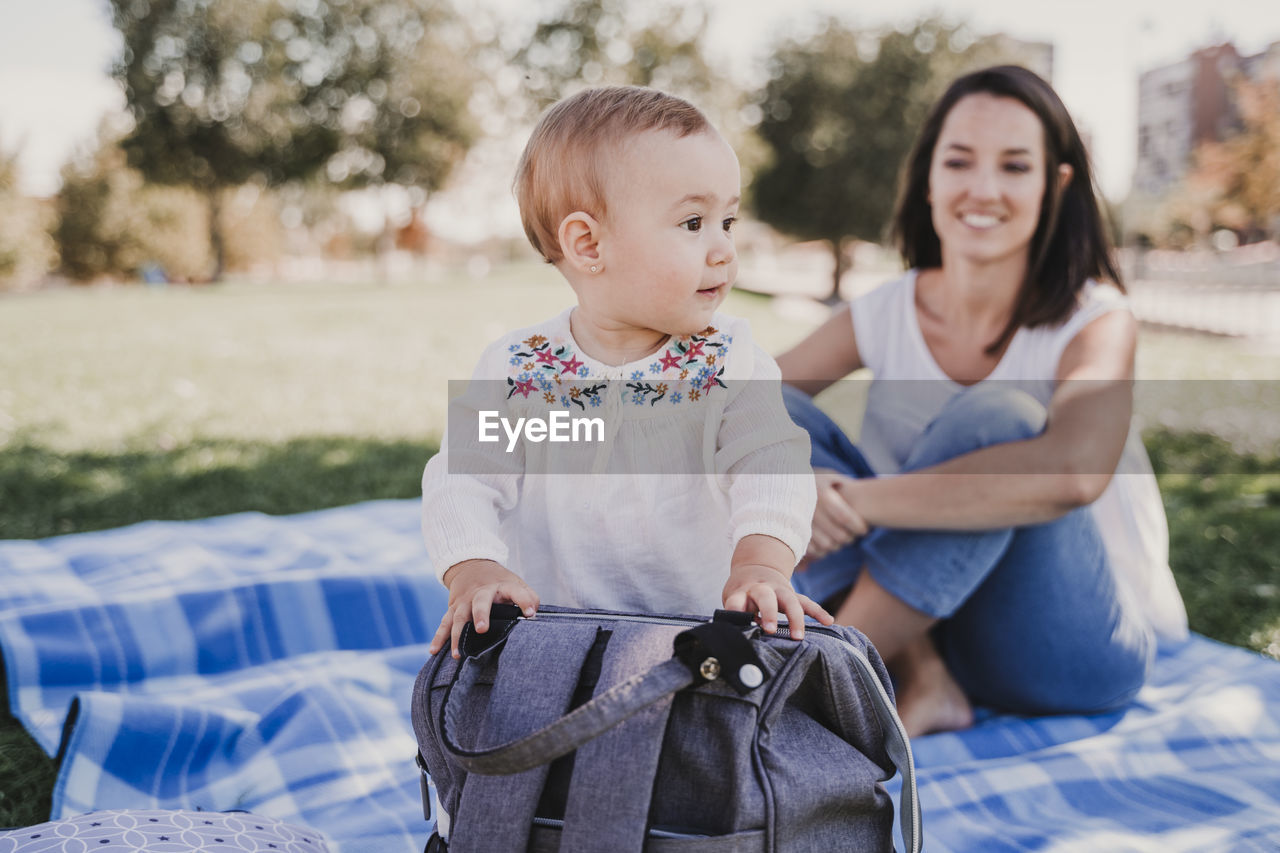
left=716, top=340, right=816, bottom=566
left=421, top=339, right=523, bottom=584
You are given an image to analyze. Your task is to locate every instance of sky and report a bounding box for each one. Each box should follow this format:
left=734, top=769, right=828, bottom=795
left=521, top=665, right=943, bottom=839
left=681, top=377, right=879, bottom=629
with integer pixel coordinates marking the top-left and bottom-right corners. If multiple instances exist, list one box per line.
left=2, top=0, right=1278, bottom=240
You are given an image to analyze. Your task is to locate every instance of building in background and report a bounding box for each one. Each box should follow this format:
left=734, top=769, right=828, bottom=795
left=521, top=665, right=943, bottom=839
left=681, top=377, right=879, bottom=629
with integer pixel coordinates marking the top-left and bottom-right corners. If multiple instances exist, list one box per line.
left=1133, top=40, right=1280, bottom=197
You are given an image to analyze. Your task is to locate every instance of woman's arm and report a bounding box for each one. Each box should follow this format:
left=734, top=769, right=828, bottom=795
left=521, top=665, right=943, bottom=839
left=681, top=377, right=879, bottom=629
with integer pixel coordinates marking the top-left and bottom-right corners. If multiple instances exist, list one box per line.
left=775, top=304, right=864, bottom=395
left=838, top=310, right=1137, bottom=530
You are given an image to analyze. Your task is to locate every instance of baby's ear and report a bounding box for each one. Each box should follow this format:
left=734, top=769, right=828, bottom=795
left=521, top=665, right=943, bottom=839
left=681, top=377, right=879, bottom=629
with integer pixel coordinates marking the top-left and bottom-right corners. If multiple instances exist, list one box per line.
left=558, top=212, right=602, bottom=276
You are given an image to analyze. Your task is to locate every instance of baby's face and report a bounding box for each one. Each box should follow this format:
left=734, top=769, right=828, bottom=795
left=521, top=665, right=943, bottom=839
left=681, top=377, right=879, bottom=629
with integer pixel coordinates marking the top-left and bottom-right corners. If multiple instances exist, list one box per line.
left=593, top=128, right=741, bottom=339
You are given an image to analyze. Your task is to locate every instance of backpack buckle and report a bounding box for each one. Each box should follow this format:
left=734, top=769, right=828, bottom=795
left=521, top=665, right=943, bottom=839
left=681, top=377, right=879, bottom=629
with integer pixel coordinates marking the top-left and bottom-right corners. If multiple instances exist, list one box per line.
left=674, top=619, right=769, bottom=694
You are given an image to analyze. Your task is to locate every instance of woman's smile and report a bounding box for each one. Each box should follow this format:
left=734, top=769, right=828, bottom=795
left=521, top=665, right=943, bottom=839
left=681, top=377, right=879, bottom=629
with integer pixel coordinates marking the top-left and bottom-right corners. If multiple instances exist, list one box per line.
left=959, top=211, right=1003, bottom=230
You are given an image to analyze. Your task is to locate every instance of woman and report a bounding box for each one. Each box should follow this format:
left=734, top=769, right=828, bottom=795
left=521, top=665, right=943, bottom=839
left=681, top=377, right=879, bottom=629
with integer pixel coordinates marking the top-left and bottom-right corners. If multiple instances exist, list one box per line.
left=777, top=66, right=1187, bottom=737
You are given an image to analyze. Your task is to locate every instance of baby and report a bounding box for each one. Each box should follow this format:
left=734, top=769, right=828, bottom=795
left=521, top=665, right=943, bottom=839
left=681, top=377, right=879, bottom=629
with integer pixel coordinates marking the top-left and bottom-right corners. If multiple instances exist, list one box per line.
left=423, top=86, right=828, bottom=657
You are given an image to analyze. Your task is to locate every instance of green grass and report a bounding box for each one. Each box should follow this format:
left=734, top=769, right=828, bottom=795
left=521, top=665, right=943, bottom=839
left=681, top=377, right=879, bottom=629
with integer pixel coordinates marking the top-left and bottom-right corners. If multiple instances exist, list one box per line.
left=0, top=436, right=436, bottom=539
left=1, top=267, right=1278, bottom=827
left=0, top=699, right=55, bottom=828
left=0, top=265, right=819, bottom=456
left=1148, top=429, right=1280, bottom=656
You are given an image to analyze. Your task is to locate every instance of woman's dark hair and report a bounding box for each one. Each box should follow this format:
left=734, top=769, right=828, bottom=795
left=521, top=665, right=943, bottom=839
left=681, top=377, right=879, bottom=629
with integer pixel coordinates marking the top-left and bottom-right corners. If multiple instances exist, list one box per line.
left=891, top=65, right=1123, bottom=355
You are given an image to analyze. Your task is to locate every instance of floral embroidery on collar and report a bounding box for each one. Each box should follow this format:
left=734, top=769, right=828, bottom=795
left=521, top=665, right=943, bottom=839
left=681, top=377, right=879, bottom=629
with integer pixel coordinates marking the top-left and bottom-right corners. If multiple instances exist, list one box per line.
left=506, top=334, right=591, bottom=402
left=625, top=326, right=731, bottom=405
left=506, top=325, right=733, bottom=407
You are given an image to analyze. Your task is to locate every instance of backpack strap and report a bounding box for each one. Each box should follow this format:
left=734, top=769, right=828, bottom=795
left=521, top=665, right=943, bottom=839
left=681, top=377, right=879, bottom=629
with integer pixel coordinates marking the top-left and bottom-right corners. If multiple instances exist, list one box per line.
left=841, top=642, right=921, bottom=853
left=446, top=621, right=601, bottom=853
left=558, top=621, right=682, bottom=852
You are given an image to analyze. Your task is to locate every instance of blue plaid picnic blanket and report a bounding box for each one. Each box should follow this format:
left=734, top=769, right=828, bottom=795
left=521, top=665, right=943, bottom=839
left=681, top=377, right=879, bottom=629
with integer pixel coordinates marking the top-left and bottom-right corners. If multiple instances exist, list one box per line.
left=2, top=500, right=1279, bottom=852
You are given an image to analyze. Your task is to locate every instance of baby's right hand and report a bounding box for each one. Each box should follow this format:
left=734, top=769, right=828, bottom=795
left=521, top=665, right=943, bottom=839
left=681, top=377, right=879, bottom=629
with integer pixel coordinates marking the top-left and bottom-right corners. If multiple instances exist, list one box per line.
left=429, top=559, right=539, bottom=659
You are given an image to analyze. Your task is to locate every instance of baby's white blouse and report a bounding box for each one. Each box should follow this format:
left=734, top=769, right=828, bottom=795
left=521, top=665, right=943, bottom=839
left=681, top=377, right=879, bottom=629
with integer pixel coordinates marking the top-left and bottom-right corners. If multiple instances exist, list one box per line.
left=421, top=308, right=815, bottom=616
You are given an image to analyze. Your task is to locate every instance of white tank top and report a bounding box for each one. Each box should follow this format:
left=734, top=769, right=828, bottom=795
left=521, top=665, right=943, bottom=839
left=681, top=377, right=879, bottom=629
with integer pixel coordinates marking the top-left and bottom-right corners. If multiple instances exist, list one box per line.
left=850, top=269, right=1188, bottom=643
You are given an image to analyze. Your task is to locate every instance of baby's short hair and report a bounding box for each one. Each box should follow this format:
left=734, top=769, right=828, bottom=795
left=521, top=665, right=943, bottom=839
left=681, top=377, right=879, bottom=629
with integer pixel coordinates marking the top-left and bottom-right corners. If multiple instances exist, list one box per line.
left=514, top=86, right=711, bottom=264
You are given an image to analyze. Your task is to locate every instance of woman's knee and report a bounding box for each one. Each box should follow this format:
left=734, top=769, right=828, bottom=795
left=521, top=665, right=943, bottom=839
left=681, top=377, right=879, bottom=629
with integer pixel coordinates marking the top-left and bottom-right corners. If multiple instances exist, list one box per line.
left=939, top=386, right=1047, bottom=442
left=782, top=384, right=874, bottom=478
left=952, top=625, right=1154, bottom=716
left=1041, top=649, right=1151, bottom=715
left=1068, top=619, right=1156, bottom=713
left=907, top=386, right=1047, bottom=469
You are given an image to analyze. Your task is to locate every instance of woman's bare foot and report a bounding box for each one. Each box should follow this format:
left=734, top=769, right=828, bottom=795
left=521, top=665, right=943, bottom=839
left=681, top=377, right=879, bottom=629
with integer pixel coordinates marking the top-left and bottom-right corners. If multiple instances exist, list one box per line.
left=827, top=570, right=973, bottom=735
left=891, top=634, right=974, bottom=737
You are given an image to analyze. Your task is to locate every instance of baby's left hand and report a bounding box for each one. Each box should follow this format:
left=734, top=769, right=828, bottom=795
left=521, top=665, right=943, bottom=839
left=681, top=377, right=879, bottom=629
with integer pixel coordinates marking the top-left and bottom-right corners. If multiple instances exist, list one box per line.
left=723, top=563, right=834, bottom=641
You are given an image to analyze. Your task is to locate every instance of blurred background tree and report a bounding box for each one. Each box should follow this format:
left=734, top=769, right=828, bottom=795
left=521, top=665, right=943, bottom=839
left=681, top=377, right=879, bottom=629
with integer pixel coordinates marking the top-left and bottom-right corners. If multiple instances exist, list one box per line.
left=1183, top=78, right=1280, bottom=244
left=509, top=0, right=773, bottom=187
left=750, top=17, right=1060, bottom=300
left=0, top=138, right=58, bottom=290
left=54, top=120, right=211, bottom=281
left=513, top=0, right=720, bottom=112
left=53, top=123, right=285, bottom=282
left=109, top=0, right=480, bottom=280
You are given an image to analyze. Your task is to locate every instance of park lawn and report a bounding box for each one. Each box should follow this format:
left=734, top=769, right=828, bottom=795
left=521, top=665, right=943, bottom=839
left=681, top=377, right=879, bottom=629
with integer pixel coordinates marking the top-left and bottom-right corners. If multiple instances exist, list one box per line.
left=1, top=267, right=1278, bottom=827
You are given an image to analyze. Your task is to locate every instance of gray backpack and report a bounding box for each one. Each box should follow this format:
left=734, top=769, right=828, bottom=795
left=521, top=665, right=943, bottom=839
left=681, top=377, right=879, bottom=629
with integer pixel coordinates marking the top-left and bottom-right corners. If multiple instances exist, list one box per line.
left=412, top=606, right=921, bottom=853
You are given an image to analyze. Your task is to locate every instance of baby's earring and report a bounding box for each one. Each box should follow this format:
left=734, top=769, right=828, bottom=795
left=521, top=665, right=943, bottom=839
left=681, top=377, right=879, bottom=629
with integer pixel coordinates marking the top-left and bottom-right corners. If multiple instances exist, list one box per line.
left=590, top=265, right=599, bottom=273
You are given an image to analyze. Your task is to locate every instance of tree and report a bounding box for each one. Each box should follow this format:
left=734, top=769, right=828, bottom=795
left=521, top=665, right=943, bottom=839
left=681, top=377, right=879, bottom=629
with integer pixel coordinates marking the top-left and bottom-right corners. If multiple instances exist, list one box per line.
left=1186, top=78, right=1280, bottom=242
left=54, top=122, right=212, bottom=281
left=512, top=0, right=720, bottom=114
left=110, top=0, right=478, bottom=279
left=1129, top=78, right=1280, bottom=249
left=750, top=17, right=1038, bottom=300
left=0, top=138, right=57, bottom=290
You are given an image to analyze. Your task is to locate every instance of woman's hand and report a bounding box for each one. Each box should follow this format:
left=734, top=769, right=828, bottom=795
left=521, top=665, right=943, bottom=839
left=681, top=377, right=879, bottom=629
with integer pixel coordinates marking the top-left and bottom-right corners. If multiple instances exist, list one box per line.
left=429, top=559, right=539, bottom=659
left=805, top=468, right=869, bottom=562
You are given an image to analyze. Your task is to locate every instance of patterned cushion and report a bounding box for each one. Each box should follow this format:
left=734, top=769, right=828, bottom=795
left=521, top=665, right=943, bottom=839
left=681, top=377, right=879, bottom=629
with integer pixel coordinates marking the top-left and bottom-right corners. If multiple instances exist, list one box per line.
left=0, top=810, right=330, bottom=852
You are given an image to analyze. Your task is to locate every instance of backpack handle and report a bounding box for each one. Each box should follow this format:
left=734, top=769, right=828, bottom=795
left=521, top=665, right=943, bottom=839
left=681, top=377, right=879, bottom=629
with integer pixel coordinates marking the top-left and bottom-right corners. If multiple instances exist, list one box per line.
left=439, top=619, right=756, bottom=775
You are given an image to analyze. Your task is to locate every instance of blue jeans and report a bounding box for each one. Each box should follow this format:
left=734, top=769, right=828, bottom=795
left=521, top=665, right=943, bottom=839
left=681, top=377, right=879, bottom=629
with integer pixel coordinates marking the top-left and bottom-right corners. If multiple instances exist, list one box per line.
left=784, top=384, right=1154, bottom=715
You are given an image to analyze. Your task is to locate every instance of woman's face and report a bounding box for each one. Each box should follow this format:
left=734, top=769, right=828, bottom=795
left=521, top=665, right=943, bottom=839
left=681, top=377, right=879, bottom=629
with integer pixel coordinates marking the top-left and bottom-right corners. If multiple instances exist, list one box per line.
left=927, top=93, right=1056, bottom=268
